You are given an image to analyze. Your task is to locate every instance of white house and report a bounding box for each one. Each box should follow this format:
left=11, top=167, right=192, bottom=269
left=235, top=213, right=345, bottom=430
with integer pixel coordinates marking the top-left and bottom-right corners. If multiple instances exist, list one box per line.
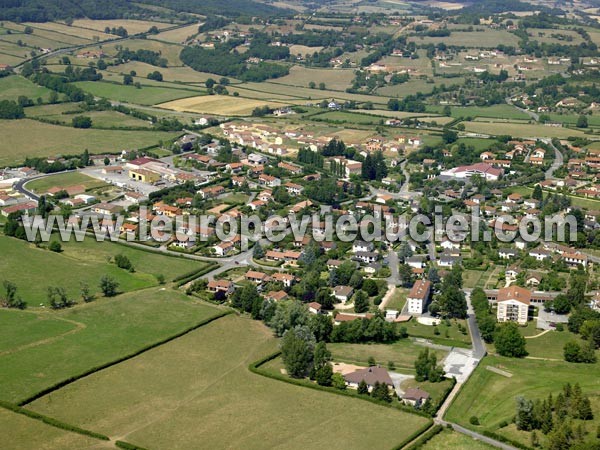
left=407, top=280, right=431, bottom=314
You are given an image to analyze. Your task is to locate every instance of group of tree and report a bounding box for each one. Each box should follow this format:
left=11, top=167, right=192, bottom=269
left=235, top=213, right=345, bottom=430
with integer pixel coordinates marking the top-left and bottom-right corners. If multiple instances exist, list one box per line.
left=114, top=254, right=134, bottom=272
left=470, top=288, right=496, bottom=343
left=515, top=383, right=594, bottom=449
left=357, top=379, right=393, bottom=403
left=47, top=286, right=76, bottom=309
left=1, top=281, right=26, bottom=309
left=0, top=100, right=25, bottom=119
left=361, top=151, right=388, bottom=181
left=494, top=322, right=528, bottom=357
left=430, top=266, right=467, bottom=319
left=414, top=348, right=445, bottom=382
left=564, top=306, right=600, bottom=363
left=72, top=116, right=92, bottom=128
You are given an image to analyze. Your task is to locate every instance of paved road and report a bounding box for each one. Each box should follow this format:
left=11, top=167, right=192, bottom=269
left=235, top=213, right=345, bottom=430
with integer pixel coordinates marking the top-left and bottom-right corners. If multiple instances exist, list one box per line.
left=544, top=139, right=563, bottom=180
left=13, top=170, right=78, bottom=201
left=505, top=96, right=539, bottom=122
left=432, top=420, right=520, bottom=450
left=464, top=289, right=487, bottom=359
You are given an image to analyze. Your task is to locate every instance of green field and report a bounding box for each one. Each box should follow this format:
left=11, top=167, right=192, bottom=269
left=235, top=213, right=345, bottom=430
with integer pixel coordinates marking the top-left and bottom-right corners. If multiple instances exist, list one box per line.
left=462, top=121, right=588, bottom=139
left=329, top=340, right=448, bottom=371
left=0, top=119, right=179, bottom=165
left=28, top=315, right=430, bottom=450
left=407, top=319, right=472, bottom=347
left=432, top=104, right=531, bottom=121
left=446, top=355, right=600, bottom=448
left=26, top=172, right=107, bottom=193
left=420, top=429, right=494, bottom=450
left=409, top=29, right=520, bottom=48
left=0, top=75, right=53, bottom=102
left=26, top=103, right=154, bottom=129
left=74, top=81, right=202, bottom=105
left=271, top=66, right=356, bottom=91
left=314, top=110, right=383, bottom=125
left=0, top=235, right=208, bottom=304
left=509, top=185, right=600, bottom=211
left=1, top=408, right=98, bottom=450
left=0, top=288, right=221, bottom=403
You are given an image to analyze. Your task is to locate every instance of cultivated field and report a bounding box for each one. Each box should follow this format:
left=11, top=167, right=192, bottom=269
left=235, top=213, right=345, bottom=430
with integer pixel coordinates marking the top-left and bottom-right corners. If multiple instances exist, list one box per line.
left=0, top=119, right=179, bottom=165
left=29, top=315, right=430, bottom=449
left=149, top=23, right=200, bottom=43
left=446, top=355, right=600, bottom=448
left=271, top=66, right=356, bottom=91
left=158, top=95, right=289, bottom=116
left=0, top=236, right=208, bottom=305
left=0, top=75, right=53, bottom=102
left=0, top=288, right=221, bottom=403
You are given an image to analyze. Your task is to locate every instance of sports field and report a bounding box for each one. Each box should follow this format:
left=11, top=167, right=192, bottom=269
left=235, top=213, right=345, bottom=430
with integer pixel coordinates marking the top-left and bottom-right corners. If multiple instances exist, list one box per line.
left=0, top=119, right=178, bottom=165
left=28, top=314, right=430, bottom=450
left=0, top=288, right=222, bottom=404
left=0, top=235, right=209, bottom=305
left=25, top=172, right=107, bottom=193
left=158, top=95, right=289, bottom=116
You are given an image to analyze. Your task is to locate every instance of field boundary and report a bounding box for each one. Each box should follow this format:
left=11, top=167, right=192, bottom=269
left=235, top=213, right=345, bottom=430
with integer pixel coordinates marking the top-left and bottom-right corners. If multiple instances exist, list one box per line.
left=0, top=399, right=109, bottom=441
left=17, top=310, right=232, bottom=406
left=402, top=424, right=444, bottom=450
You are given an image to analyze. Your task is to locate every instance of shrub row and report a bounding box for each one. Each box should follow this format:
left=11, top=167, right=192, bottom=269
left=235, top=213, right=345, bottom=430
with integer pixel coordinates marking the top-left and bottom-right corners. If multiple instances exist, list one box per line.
left=174, top=263, right=220, bottom=286
left=434, top=377, right=457, bottom=415
left=19, top=311, right=231, bottom=406
left=481, top=430, right=532, bottom=450
left=0, top=400, right=109, bottom=441
left=403, top=424, right=444, bottom=450
left=115, top=440, right=150, bottom=450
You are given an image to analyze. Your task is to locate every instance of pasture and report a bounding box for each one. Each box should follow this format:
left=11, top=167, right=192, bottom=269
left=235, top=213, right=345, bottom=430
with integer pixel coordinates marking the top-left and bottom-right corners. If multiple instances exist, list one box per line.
left=0, top=288, right=221, bottom=403
left=104, top=60, right=217, bottom=83
left=71, top=19, right=172, bottom=35
left=23, top=21, right=115, bottom=41
left=0, top=75, right=53, bottom=102
left=445, top=355, right=600, bottom=448
left=74, top=81, right=201, bottom=105
left=0, top=235, right=209, bottom=305
left=1, top=408, right=98, bottom=450
left=432, top=104, right=531, bottom=121
left=100, top=39, right=185, bottom=66
left=29, top=315, right=430, bottom=449
left=158, top=94, right=289, bottom=116
left=420, top=429, right=494, bottom=450
left=409, top=29, right=520, bottom=48
left=0, top=119, right=179, bottom=165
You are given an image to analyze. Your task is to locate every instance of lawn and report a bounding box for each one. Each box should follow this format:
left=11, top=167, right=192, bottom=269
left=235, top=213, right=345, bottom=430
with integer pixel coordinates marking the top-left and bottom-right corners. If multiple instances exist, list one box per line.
left=520, top=329, right=587, bottom=360
left=25, top=172, right=107, bottom=193
left=463, top=269, right=486, bottom=289
left=329, top=340, right=448, bottom=371
left=407, top=318, right=472, bottom=347
left=386, top=286, right=408, bottom=311
left=28, top=315, right=431, bottom=450
left=158, top=94, right=289, bottom=116
left=446, top=355, right=600, bottom=448
left=0, top=235, right=209, bottom=305
left=420, top=429, right=495, bottom=450
left=0, top=75, right=53, bottom=102
left=74, top=81, right=201, bottom=105
left=1, top=408, right=98, bottom=450
left=0, top=288, right=221, bottom=403
left=0, top=119, right=179, bottom=165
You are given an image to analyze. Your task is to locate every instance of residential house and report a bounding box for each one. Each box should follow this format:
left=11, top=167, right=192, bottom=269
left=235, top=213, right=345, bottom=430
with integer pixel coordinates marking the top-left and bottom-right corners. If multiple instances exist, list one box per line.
left=343, top=366, right=393, bottom=392
left=334, top=285, right=354, bottom=303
